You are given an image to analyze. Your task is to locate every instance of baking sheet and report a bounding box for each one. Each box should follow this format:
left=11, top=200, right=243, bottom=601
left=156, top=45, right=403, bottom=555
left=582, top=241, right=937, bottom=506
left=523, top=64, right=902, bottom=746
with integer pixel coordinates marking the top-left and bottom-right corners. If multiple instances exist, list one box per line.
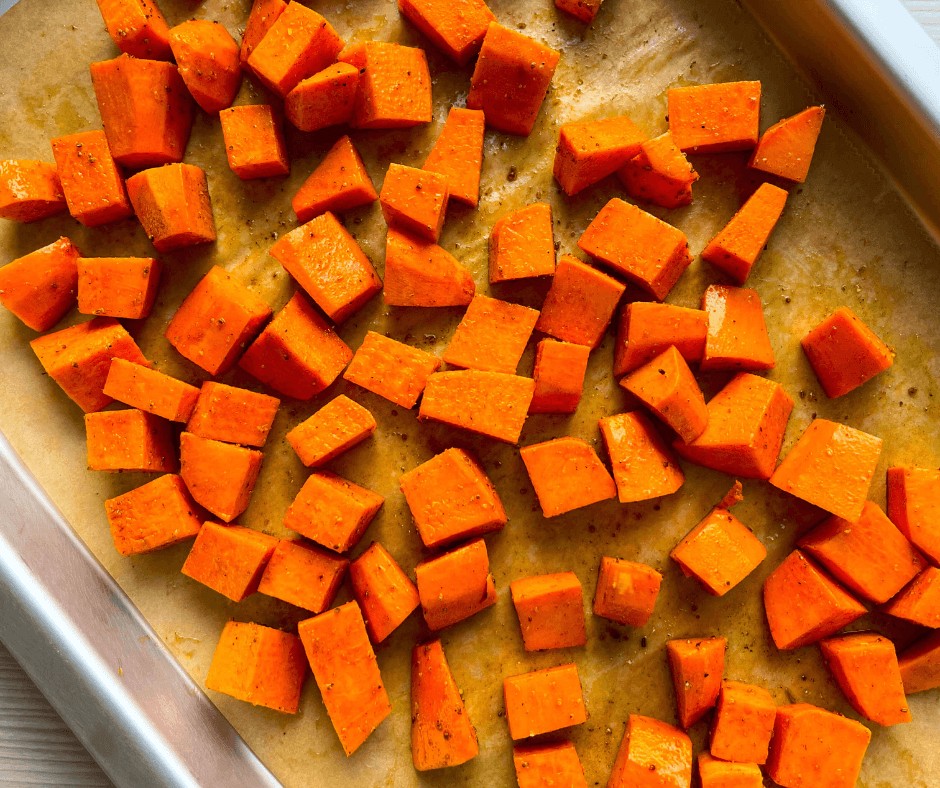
left=0, top=0, right=939, bottom=786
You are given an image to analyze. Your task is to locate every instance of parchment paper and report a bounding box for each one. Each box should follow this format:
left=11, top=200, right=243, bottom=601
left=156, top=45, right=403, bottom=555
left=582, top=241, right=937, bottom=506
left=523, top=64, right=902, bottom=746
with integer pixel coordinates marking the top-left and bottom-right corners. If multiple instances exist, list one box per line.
left=1, top=1, right=939, bottom=785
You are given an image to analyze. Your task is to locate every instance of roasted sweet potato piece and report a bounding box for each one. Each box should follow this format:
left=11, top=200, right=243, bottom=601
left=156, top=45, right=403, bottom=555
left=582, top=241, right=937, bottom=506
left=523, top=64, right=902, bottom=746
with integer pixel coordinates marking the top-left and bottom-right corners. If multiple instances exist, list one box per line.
left=398, top=0, right=495, bottom=65
left=219, top=104, right=289, bottom=180
left=521, top=437, right=616, bottom=517
left=168, top=20, right=241, bottom=113
left=0, top=160, right=66, bottom=223
left=51, top=131, right=132, bottom=227
left=350, top=542, right=419, bottom=643
left=339, top=42, right=432, bottom=129
left=503, top=664, right=587, bottom=739
left=85, top=409, right=176, bottom=472
left=666, top=637, right=726, bottom=728
left=668, top=81, right=761, bottom=153
left=285, top=63, right=360, bottom=133
left=126, top=163, right=216, bottom=252
left=750, top=106, right=826, bottom=183
left=77, top=257, right=161, bottom=320
left=608, top=714, right=692, bottom=788
left=423, top=107, right=486, bottom=206
left=553, top=115, right=646, bottom=195
left=104, top=474, right=202, bottom=556
left=384, top=229, right=475, bottom=307
left=292, top=136, right=377, bottom=223
left=181, top=522, right=279, bottom=602
left=0, top=237, right=80, bottom=331
left=180, top=432, right=263, bottom=523
left=95, top=0, right=172, bottom=60
left=489, top=202, right=556, bottom=283
left=510, top=571, right=586, bottom=651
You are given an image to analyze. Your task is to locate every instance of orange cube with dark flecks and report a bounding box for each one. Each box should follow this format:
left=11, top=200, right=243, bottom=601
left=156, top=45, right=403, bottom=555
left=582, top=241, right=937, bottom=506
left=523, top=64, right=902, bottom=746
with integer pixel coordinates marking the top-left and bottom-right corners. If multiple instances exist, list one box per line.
left=883, top=566, right=940, bottom=628
left=888, top=467, right=940, bottom=565
left=380, top=164, right=449, bottom=243
left=521, top=437, right=616, bottom=518
left=511, top=572, right=586, bottom=651
left=257, top=539, right=348, bottom=613
left=613, top=301, right=707, bottom=377
left=344, top=331, right=441, bottom=409
left=698, top=753, right=763, bottom=788
left=181, top=522, right=279, bottom=602
left=285, top=63, right=360, bottom=133
left=126, top=163, right=216, bottom=253
left=530, top=339, right=590, bottom=414
left=609, top=715, right=692, bottom=788
left=104, top=473, right=202, bottom=556
left=103, top=359, right=199, bottom=423
left=489, top=202, right=556, bottom=283
left=51, top=130, right=132, bottom=227
left=599, top=411, right=684, bottom=503
left=292, top=136, right=377, bottom=223
left=219, top=105, right=289, bottom=180
left=187, top=381, right=280, bottom=448
left=398, top=0, right=495, bottom=65
left=700, top=285, right=775, bottom=371
left=77, top=257, right=161, bottom=320
left=0, top=159, right=66, bottom=222
left=179, top=432, right=263, bottom=523
left=95, top=0, right=173, bottom=60
left=593, top=557, right=662, bottom=627
left=239, top=0, right=287, bottom=64
left=619, top=131, right=699, bottom=209
left=899, top=631, right=940, bottom=695
left=668, top=81, right=761, bottom=153
left=503, top=663, right=587, bottom=739
left=0, top=237, right=80, bottom=332
left=750, top=106, right=826, bottom=183
left=349, top=542, right=420, bottom=643
left=169, top=20, right=242, bottom=114
left=416, top=539, right=496, bottom=630
left=339, top=42, right=432, bottom=129
left=287, top=395, right=376, bottom=468
left=384, top=229, right=476, bottom=308
left=85, top=409, right=176, bottom=472
left=513, top=742, right=587, bottom=788
left=423, top=107, right=486, bottom=206
left=553, top=115, right=646, bottom=196
left=667, top=638, right=726, bottom=729
left=443, top=295, right=539, bottom=374
left=710, top=681, right=776, bottom=764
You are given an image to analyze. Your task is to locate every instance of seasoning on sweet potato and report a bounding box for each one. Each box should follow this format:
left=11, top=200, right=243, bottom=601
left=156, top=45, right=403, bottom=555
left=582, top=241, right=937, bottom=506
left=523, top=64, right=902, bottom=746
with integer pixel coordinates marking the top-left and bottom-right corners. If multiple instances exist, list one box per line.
left=766, top=703, right=871, bottom=788
left=77, top=257, right=161, bottom=320
left=0, top=160, right=66, bottom=223
left=187, top=381, right=280, bottom=448
left=489, top=202, right=556, bottom=283
left=608, top=714, right=692, bottom=788
left=180, top=432, right=263, bottom=523
left=126, top=163, right=217, bottom=252
left=50, top=131, right=132, bottom=227
left=0, top=237, right=80, bottom=332
left=618, top=131, right=699, bottom=209
left=530, top=339, right=590, bottom=414
left=238, top=292, right=352, bottom=400
left=206, top=621, right=307, bottom=714
left=423, top=107, right=486, bottom=206
left=339, top=42, right=432, bottom=129
left=239, top=0, right=287, bottom=64
left=801, top=307, right=894, bottom=398
left=763, top=550, right=866, bottom=651
left=415, top=538, right=496, bottom=631
left=882, top=566, right=940, bottom=628
left=285, top=63, right=360, bottom=133
left=668, top=81, right=761, bottom=153
left=344, top=331, right=441, bottom=409
left=292, top=136, right=377, bottom=223
left=411, top=640, right=479, bottom=771
left=554, top=0, right=603, bottom=24
left=379, top=164, right=450, bottom=243
left=104, top=473, right=202, bottom=556
left=510, top=571, right=586, bottom=651
left=104, top=359, right=199, bottom=422
left=750, top=106, right=826, bottom=183
left=384, top=229, right=476, bottom=307
left=503, top=663, right=587, bottom=740
left=398, top=0, right=495, bottom=65
left=94, top=0, right=172, bottom=60
left=467, top=22, right=560, bottom=136
left=219, top=105, right=289, bottom=180
left=666, top=637, right=726, bottom=729
left=168, top=20, right=242, bottom=113
left=888, top=466, right=940, bottom=565
left=697, top=753, right=763, bottom=788
left=418, top=370, right=535, bottom=444
left=286, top=395, right=376, bottom=468
left=246, top=1, right=344, bottom=97
left=600, top=411, right=684, bottom=502
left=31, top=317, right=150, bottom=413
left=700, top=284, right=775, bottom=371
left=820, top=632, right=911, bottom=726
left=513, top=742, right=587, bottom=788
left=579, top=198, right=692, bottom=300
left=613, top=301, right=707, bottom=377
left=90, top=55, right=194, bottom=169
left=710, top=680, right=776, bottom=764
left=898, top=631, right=940, bottom=694
left=443, top=295, right=539, bottom=374
left=673, top=372, right=793, bottom=479
left=181, top=522, right=279, bottom=602
left=284, top=471, right=383, bottom=554
left=85, top=409, right=176, bottom=472
left=521, top=437, right=616, bottom=518
left=769, top=418, right=882, bottom=522
left=165, top=265, right=272, bottom=376
left=592, top=556, right=662, bottom=627
left=257, top=539, right=349, bottom=613
left=553, top=115, right=646, bottom=196
left=350, top=542, right=420, bottom=643
left=400, top=447, right=506, bottom=549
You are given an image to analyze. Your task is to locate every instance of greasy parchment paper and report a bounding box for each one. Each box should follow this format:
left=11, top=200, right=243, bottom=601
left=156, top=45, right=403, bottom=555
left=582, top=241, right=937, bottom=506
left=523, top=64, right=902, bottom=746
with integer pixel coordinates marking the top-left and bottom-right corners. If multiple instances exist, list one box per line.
left=1, top=0, right=939, bottom=785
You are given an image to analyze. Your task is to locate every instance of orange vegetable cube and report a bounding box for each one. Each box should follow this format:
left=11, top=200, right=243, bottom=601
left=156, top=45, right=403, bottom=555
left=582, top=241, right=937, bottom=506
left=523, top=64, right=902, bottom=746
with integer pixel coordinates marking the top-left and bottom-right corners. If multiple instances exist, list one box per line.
left=165, top=265, right=271, bottom=376
left=503, top=663, right=587, bottom=740
left=510, top=572, right=586, bottom=651
left=668, top=81, right=761, bottom=153
left=593, top=557, right=662, bottom=627
left=257, top=539, right=348, bottom=613
left=423, top=107, right=486, bottom=206
left=763, top=550, right=866, bottom=650
left=521, top=437, right=616, bottom=518
left=349, top=542, right=420, bottom=643
left=169, top=20, right=241, bottom=113
left=187, top=381, right=280, bottom=448
left=126, top=163, right=216, bottom=252
left=882, top=566, right=940, bottom=628
left=513, top=742, right=587, bottom=788
left=344, top=331, right=441, bottom=409
left=284, top=471, right=383, bottom=553
left=554, top=0, right=603, bottom=24
left=0, top=160, right=66, bottom=223
left=710, top=680, right=776, bottom=764
left=85, top=409, right=176, bottom=472
left=219, top=104, right=289, bottom=180
left=750, top=106, right=826, bottom=183
left=467, top=23, right=560, bottom=136
left=104, top=473, right=202, bottom=556
left=697, top=753, right=763, bottom=788
left=443, top=295, right=539, bottom=374
left=489, top=202, right=556, bottom=283
left=384, top=229, right=475, bottom=307
left=339, top=42, right=432, bottom=129
left=104, top=359, right=199, bottom=422
left=898, top=631, right=940, bottom=694
left=31, top=318, right=149, bottom=413
left=553, top=115, right=646, bottom=196
left=286, top=394, right=376, bottom=468
left=77, top=257, right=161, bottom=320
left=888, top=466, right=940, bottom=565
left=95, top=0, right=172, bottom=60
left=530, top=339, right=590, bottom=414
left=285, top=63, right=360, bottom=133
left=180, top=432, right=263, bottom=523
left=700, top=284, right=774, bottom=371
left=600, top=411, right=684, bottom=502
left=579, top=198, right=691, bottom=300
left=613, top=301, right=707, bottom=377
left=618, top=131, right=699, bottom=209
left=238, top=292, right=352, bottom=400
left=0, top=237, right=79, bottom=332
left=398, top=0, right=495, bottom=65
left=400, top=447, right=506, bottom=549
left=666, top=637, right=726, bottom=729
left=50, top=130, right=132, bottom=227
left=181, top=522, right=279, bottom=602
left=206, top=621, right=307, bottom=714
left=292, top=136, right=377, bottom=223
left=415, top=539, right=496, bottom=631
left=608, top=714, right=692, bottom=788
left=379, top=164, right=449, bottom=243
left=240, top=0, right=286, bottom=64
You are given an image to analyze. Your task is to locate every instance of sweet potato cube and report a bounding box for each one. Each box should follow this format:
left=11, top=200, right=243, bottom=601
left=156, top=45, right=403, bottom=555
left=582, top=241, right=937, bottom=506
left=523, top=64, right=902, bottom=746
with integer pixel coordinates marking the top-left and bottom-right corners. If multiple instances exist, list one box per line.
left=169, top=20, right=241, bottom=113
left=882, top=566, right=940, bottom=627
left=710, top=680, right=776, bottom=764
left=503, top=664, right=587, bottom=740
left=246, top=1, right=344, bottom=96
left=899, top=631, right=940, bottom=694
left=350, top=542, right=420, bottom=643
left=888, top=467, right=940, bottom=565
left=521, top=437, right=616, bottom=517
left=181, top=522, right=279, bottom=602
left=0, top=237, right=79, bottom=332
left=770, top=419, right=882, bottom=522
left=419, top=370, right=535, bottom=444
left=614, top=301, right=707, bottom=377
left=344, top=331, right=441, bottom=409
left=700, top=284, right=774, bottom=371
left=104, top=359, right=199, bottom=422
left=104, top=473, right=202, bottom=556
left=286, top=395, right=376, bottom=468
left=593, top=557, right=662, bottom=627
left=240, top=0, right=286, bottom=63
left=423, top=107, right=486, bottom=206
left=763, top=550, right=866, bottom=650
left=187, top=381, right=280, bottom=448
left=820, top=632, right=911, bottom=726
left=579, top=198, right=691, bottom=300
left=415, top=539, right=496, bottom=631
left=380, top=164, right=449, bottom=243
left=750, top=106, right=826, bottom=183
left=284, top=471, right=383, bottom=553
left=180, top=433, right=263, bottom=523
left=553, top=115, right=646, bottom=196
left=165, top=266, right=271, bottom=376
left=513, top=742, right=587, bottom=788
left=666, top=637, right=726, bottom=729
left=600, top=411, right=684, bottom=502
left=530, top=339, right=590, bottom=414
left=127, top=163, right=216, bottom=253
left=702, top=183, right=788, bottom=284
left=85, top=409, right=176, bottom=472
left=77, top=257, right=161, bottom=320
left=609, top=714, right=692, bottom=788
left=767, top=703, right=871, bottom=788
left=443, top=295, right=539, bottom=374
left=674, top=373, right=793, bottom=479
left=467, top=23, right=560, bottom=136
left=285, top=63, right=360, bottom=133
left=51, top=130, right=132, bottom=227
left=511, top=571, right=586, bottom=651
left=292, top=136, right=377, bottom=223
left=668, top=81, right=761, bottom=153
left=238, top=292, right=352, bottom=400
left=339, top=42, right=432, bottom=129
left=489, top=202, right=556, bottom=283
left=31, top=318, right=149, bottom=413
left=206, top=621, right=307, bottom=714
left=697, top=753, right=762, bottom=788
left=398, top=0, right=495, bottom=65
left=0, top=160, right=66, bottom=223
left=384, top=229, right=475, bottom=307
left=95, top=0, right=173, bottom=60
left=257, top=539, right=349, bottom=613
left=618, top=131, right=699, bottom=209
left=219, top=104, right=289, bottom=179
left=400, top=447, right=506, bottom=549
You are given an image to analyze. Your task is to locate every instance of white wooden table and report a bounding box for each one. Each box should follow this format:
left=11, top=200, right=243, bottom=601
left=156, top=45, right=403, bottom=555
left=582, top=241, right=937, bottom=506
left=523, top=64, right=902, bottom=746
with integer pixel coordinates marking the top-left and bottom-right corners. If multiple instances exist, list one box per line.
left=0, top=3, right=937, bottom=786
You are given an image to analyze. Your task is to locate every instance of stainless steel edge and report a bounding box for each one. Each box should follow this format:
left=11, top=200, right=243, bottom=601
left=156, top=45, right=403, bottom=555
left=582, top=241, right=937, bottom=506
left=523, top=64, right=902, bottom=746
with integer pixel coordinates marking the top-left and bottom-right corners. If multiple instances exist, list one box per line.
left=0, top=433, right=281, bottom=788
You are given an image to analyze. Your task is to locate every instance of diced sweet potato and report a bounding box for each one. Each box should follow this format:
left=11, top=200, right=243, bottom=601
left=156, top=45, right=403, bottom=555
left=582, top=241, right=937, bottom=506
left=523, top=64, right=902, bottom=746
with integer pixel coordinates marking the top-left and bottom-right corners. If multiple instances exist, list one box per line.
left=292, top=136, right=377, bottom=223
left=257, top=538, right=348, bottom=613
left=339, top=42, right=432, bottom=129
left=443, top=295, right=539, bottom=374
left=553, top=115, right=646, bottom=195
left=423, top=107, right=485, bottom=206
left=77, top=257, right=161, bottom=320
left=697, top=753, right=763, bottom=788
left=882, top=566, right=940, bottom=628
left=710, top=680, right=776, bottom=764
left=750, top=106, right=826, bottom=183
left=593, top=557, right=662, bottom=627
left=286, top=395, right=375, bottom=468
left=521, top=437, right=616, bottom=517
left=187, top=381, right=280, bottom=448
left=0, top=160, right=66, bottom=223
left=285, top=63, right=360, bottom=133
left=489, top=202, right=556, bottom=283
left=95, top=0, right=172, bottom=60
left=700, top=284, right=774, bottom=371
left=618, top=131, right=699, bottom=209
left=180, top=432, right=263, bottom=523
left=384, top=229, right=475, bottom=307
left=898, top=631, right=940, bottom=694
left=513, top=742, right=587, bottom=788
left=415, top=539, right=496, bottom=631
left=103, top=359, right=198, bottom=422
left=503, top=663, right=587, bottom=739
left=668, top=81, right=761, bottom=153
left=51, top=130, right=132, bottom=227
left=181, top=522, right=279, bottom=602
left=379, top=164, right=449, bottom=243
left=510, top=571, right=586, bottom=651
left=219, top=104, right=289, bottom=180
left=398, top=0, right=495, bottom=65
left=0, top=237, right=80, bottom=331
left=168, top=19, right=241, bottom=113
left=888, top=467, right=940, bottom=565
left=613, top=301, right=707, bottom=378
left=239, top=0, right=287, bottom=64
left=350, top=542, right=420, bottom=643
left=530, top=339, right=590, bottom=414
left=85, top=409, right=176, bottom=472
left=344, top=331, right=441, bottom=409
left=600, top=411, right=684, bottom=502
left=104, top=473, right=202, bottom=556
left=666, top=637, right=726, bottom=729
left=608, top=714, right=692, bottom=788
